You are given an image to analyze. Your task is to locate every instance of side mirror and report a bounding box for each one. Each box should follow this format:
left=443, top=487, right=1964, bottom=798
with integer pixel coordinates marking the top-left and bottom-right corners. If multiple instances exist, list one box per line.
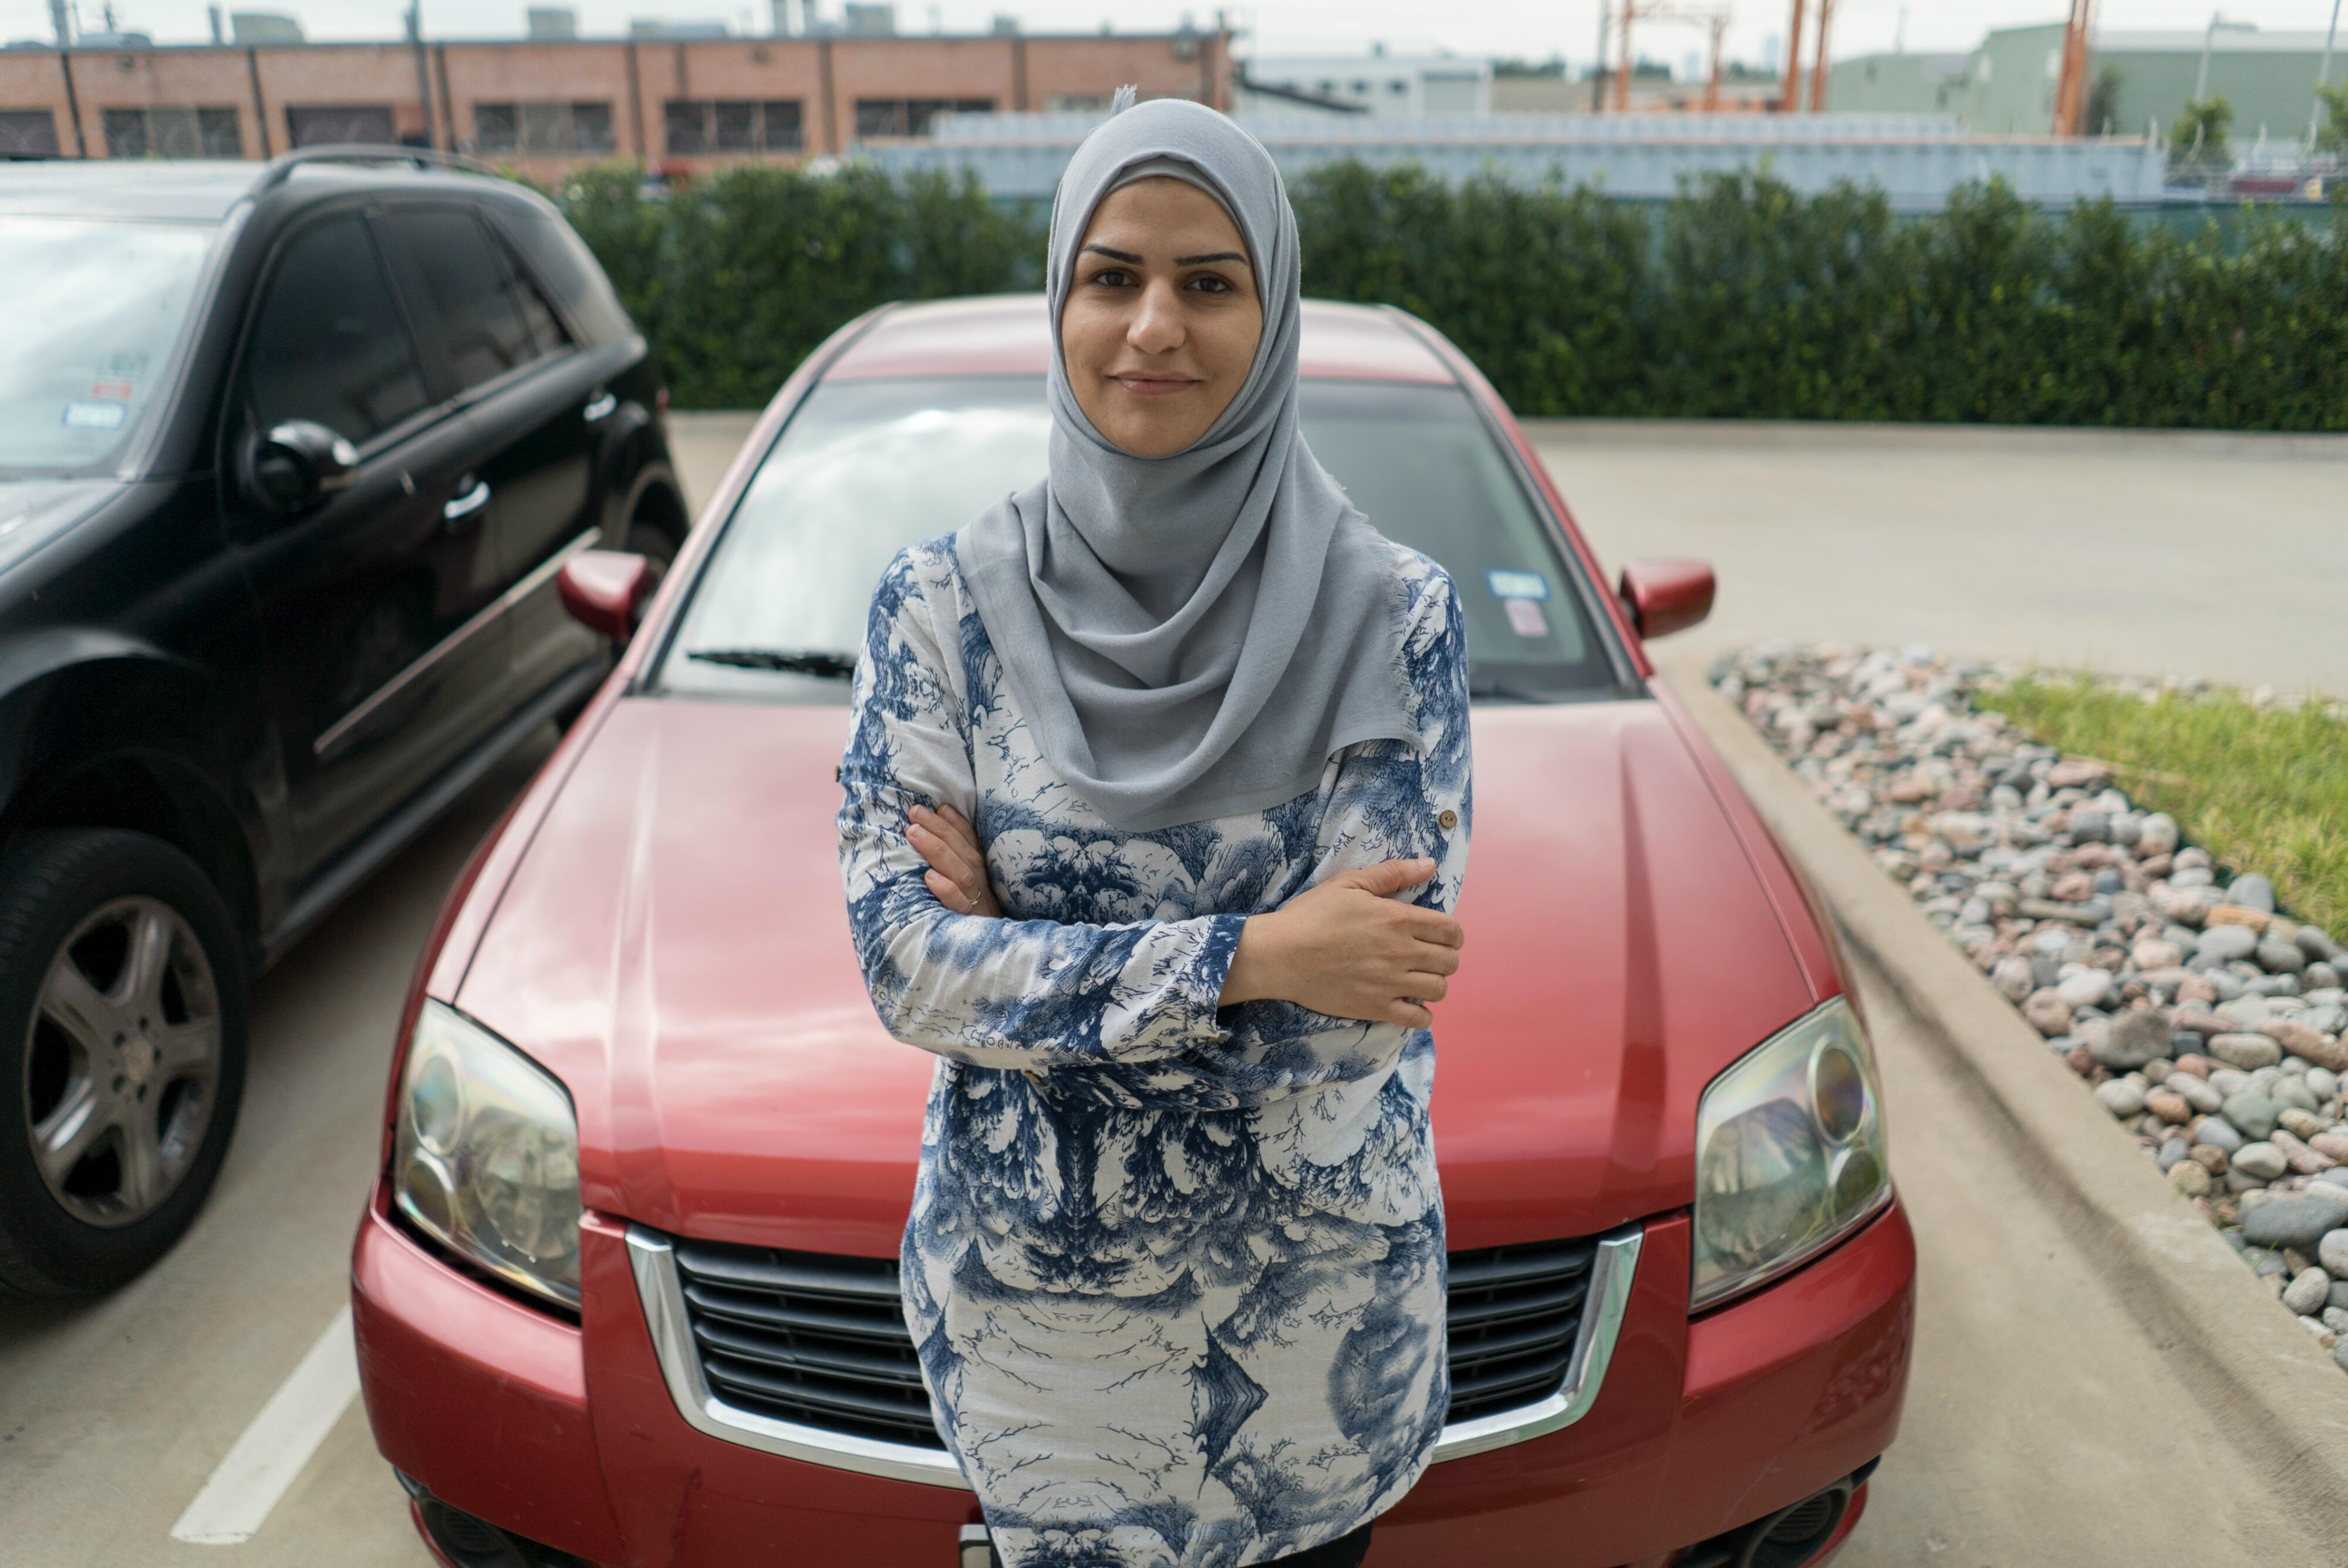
left=557, top=550, right=656, bottom=643
left=1617, top=557, right=1715, bottom=640
left=246, top=420, right=358, bottom=514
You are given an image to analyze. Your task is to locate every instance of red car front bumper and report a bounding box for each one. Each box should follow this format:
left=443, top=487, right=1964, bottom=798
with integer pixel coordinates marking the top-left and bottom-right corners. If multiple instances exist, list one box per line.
left=354, top=1190, right=1914, bottom=1568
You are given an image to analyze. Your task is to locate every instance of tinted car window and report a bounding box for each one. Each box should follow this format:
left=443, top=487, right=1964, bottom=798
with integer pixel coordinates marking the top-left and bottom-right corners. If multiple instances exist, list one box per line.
left=0, top=216, right=214, bottom=476
left=657, top=375, right=1612, bottom=704
left=248, top=215, right=428, bottom=445
left=502, top=207, right=635, bottom=347
left=380, top=209, right=546, bottom=391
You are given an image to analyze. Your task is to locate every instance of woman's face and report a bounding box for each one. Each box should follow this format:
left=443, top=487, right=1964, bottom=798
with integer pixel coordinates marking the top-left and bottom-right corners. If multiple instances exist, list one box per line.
left=1061, top=176, right=1264, bottom=459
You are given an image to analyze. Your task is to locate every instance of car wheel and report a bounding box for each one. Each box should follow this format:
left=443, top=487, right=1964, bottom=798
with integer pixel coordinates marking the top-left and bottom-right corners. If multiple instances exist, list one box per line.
left=0, top=830, right=248, bottom=1297
left=623, top=516, right=678, bottom=579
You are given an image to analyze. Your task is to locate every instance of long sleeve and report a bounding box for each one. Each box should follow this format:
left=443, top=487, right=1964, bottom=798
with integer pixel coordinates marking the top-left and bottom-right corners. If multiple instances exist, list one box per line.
left=1207, top=562, right=1474, bottom=1093
left=838, top=543, right=1245, bottom=1072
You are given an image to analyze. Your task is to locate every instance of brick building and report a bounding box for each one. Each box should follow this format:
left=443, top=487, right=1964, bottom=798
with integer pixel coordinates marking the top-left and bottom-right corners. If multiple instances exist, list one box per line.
left=0, top=29, right=1230, bottom=179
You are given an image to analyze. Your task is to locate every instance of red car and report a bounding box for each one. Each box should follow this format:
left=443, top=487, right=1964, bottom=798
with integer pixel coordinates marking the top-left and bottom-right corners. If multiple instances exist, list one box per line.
left=352, top=296, right=1914, bottom=1568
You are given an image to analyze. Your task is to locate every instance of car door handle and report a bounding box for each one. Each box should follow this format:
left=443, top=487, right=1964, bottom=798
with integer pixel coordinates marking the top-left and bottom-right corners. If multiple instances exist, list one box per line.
left=443, top=479, right=491, bottom=523
left=582, top=393, right=618, bottom=423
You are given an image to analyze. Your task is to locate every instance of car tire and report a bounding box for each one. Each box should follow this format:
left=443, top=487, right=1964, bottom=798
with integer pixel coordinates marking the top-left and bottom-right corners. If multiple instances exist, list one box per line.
left=623, top=517, right=679, bottom=577
left=0, top=830, right=248, bottom=1297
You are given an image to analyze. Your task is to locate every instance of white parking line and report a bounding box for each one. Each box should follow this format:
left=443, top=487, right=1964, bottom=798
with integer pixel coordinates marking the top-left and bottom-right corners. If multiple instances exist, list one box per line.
left=170, top=1306, right=360, bottom=1546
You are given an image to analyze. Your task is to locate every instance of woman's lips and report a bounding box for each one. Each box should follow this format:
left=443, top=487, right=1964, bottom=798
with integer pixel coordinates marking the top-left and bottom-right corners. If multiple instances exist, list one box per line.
left=1112, top=373, right=1200, bottom=397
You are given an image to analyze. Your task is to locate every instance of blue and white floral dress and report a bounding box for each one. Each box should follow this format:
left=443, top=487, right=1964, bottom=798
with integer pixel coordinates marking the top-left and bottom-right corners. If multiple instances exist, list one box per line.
left=837, top=534, right=1472, bottom=1568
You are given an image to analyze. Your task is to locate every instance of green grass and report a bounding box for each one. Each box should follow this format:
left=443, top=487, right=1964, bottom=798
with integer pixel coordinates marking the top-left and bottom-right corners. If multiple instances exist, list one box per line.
left=1985, top=677, right=2348, bottom=938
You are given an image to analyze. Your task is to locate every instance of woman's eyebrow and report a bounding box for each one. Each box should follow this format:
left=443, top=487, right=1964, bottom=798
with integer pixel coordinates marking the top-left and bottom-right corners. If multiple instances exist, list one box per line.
left=1176, top=251, right=1248, bottom=266
left=1080, top=243, right=1143, bottom=263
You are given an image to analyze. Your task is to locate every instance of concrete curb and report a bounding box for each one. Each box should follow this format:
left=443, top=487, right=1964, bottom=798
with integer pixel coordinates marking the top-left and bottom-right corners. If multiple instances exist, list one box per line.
left=1653, top=647, right=2348, bottom=1552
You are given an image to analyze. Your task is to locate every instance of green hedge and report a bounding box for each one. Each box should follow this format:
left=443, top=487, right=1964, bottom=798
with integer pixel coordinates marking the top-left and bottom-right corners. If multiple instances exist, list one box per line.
left=555, top=161, right=1042, bottom=409
left=553, top=160, right=2348, bottom=430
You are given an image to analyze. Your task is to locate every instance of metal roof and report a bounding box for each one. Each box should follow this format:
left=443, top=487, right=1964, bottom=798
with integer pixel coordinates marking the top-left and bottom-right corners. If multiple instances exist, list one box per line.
left=870, top=113, right=2166, bottom=211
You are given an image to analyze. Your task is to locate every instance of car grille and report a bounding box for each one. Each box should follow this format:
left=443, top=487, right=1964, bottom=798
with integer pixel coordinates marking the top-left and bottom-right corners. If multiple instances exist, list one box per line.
left=1440, top=1235, right=1600, bottom=1424
left=669, top=1240, right=938, bottom=1448
left=667, top=1232, right=1600, bottom=1448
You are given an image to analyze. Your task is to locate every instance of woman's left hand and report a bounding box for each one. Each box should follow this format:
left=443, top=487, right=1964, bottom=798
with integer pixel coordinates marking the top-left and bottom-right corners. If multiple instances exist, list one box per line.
left=909, top=803, right=1003, bottom=917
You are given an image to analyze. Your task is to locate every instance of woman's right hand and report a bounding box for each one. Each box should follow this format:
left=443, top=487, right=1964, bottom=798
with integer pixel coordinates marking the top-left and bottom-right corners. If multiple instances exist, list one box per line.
left=1219, top=859, right=1464, bottom=1029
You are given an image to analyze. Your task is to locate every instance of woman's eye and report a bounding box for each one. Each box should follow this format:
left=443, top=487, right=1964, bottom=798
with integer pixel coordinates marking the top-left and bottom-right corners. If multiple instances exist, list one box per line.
left=1188, top=275, right=1232, bottom=294
left=1089, top=268, right=1135, bottom=288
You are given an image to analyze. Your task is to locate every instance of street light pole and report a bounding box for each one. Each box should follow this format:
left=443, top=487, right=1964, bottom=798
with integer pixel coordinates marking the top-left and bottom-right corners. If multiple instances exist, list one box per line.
left=1593, top=2, right=1611, bottom=112
left=407, top=3, right=438, bottom=150
left=2197, top=11, right=2218, bottom=102
left=2311, top=0, right=2342, bottom=146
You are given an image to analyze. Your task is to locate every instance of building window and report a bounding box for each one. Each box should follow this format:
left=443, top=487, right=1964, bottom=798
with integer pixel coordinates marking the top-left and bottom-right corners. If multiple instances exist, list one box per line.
left=852, top=97, right=993, bottom=137
left=285, top=104, right=397, bottom=147
left=103, top=106, right=242, bottom=159
left=664, top=99, right=804, bottom=154
left=0, top=109, right=60, bottom=157
left=473, top=101, right=615, bottom=156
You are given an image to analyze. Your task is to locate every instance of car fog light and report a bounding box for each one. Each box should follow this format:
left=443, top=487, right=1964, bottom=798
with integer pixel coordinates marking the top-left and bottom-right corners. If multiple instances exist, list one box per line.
left=392, top=1001, right=582, bottom=1309
left=1691, top=998, right=1888, bottom=1310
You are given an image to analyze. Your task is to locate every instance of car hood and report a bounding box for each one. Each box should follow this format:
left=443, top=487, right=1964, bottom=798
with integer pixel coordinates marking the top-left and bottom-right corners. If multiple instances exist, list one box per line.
left=0, top=479, right=129, bottom=577
left=455, top=694, right=1820, bottom=1256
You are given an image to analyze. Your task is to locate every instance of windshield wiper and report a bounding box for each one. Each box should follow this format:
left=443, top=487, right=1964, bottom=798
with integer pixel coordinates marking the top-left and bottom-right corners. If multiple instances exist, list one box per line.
left=1469, top=678, right=1552, bottom=704
left=687, top=648, right=858, bottom=678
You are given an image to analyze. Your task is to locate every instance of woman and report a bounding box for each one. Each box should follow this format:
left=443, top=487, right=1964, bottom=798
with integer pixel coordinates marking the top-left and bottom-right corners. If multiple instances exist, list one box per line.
left=837, top=96, right=1471, bottom=1568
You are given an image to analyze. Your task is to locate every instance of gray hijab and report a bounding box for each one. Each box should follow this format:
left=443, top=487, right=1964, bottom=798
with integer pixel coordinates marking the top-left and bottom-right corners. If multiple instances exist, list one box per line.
left=956, top=97, right=1417, bottom=833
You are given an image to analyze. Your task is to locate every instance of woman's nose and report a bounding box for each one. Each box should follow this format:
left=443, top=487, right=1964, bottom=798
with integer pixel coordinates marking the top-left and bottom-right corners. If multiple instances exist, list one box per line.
left=1126, top=279, right=1186, bottom=354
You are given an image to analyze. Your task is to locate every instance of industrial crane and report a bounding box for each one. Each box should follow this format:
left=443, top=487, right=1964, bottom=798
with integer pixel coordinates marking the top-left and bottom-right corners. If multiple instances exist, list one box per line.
left=1606, top=1, right=1736, bottom=113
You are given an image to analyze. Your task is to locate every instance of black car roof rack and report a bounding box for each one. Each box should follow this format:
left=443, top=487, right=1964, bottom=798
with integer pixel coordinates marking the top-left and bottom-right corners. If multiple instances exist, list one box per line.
left=255, top=144, right=501, bottom=192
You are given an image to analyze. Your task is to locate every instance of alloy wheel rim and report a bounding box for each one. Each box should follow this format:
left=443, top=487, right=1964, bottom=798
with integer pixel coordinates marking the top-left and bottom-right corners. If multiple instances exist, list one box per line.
left=22, top=895, right=222, bottom=1228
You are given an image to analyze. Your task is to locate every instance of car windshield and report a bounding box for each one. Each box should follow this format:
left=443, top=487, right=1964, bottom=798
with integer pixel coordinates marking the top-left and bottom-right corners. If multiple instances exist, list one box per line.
left=0, top=217, right=217, bottom=478
left=657, top=375, right=1617, bottom=704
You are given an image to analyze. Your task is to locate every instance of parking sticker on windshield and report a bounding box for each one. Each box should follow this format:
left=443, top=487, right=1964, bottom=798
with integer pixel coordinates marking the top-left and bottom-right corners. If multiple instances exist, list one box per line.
left=1502, top=597, right=1550, bottom=638
left=62, top=402, right=127, bottom=430
left=1485, top=569, right=1548, bottom=601
left=89, top=380, right=136, bottom=401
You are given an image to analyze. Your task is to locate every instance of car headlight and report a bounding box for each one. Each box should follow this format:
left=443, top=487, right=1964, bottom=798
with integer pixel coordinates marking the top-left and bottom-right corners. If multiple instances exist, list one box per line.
left=1691, top=998, right=1889, bottom=1311
left=393, top=1001, right=582, bottom=1309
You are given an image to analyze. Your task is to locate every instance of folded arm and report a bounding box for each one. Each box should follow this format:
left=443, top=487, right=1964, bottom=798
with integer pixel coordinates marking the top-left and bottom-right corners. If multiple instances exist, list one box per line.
left=903, top=559, right=1474, bottom=1050
left=839, top=548, right=1243, bottom=1072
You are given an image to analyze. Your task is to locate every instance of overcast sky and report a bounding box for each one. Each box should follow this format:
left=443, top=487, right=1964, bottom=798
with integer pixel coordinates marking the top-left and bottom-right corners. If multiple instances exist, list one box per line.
left=6, top=0, right=2339, bottom=72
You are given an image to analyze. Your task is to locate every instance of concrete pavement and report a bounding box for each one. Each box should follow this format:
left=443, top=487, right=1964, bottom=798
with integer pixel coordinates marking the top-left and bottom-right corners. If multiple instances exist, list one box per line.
left=1527, top=418, right=2348, bottom=698
left=1, top=415, right=2336, bottom=1566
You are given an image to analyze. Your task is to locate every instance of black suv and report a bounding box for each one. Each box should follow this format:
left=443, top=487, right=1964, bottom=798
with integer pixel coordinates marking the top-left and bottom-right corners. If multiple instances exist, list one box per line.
left=0, top=150, right=686, bottom=1295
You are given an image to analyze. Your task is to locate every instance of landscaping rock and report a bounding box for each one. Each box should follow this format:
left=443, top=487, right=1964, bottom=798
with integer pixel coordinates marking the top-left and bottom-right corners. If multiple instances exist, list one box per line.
left=2260, top=938, right=2309, bottom=975
left=2244, top=1198, right=2348, bottom=1250
left=2093, top=1009, right=2171, bottom=1069
left=2194, top=1115, right=2245, bottom=1153
left=2221, top=1094, right=2282, bottom=1141
left=1718, top=644, right=2348, bottom=1376
left=2275, top=1129, right=2338, bottom=1173
left=2228, top=874, right=2278, bottom=914
left=2263, top=1017, right=2348, bottom=1072
left=2280, top=1108, right=2334, bottom=1141
left=2169, top=1073, right=2223, bottom=1114
left=2197, top=926, right=2261, bottom=964
left=2234, top=1143, right=2290, bottom=1181
left=2286, top=1267, right=2333, bottom=1314
left=2094, top=1079, right=2147, bottom=1118
left=2022, top=989, right=2073, bottom=1037
left=2209, top=1032, right=2284, bottom=1070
